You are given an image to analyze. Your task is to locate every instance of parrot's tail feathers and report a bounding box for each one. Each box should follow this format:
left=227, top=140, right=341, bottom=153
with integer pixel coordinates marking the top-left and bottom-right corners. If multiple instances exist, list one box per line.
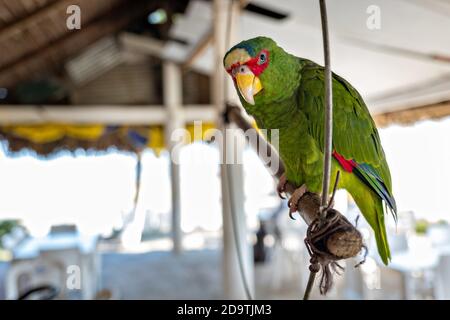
left=352, top=192, right=391, bottom=265
left=374, top=202, right=391, bottom=265
left=352, top=162, right=397, bottom=223
left=333, top=153, right=395, bottom=264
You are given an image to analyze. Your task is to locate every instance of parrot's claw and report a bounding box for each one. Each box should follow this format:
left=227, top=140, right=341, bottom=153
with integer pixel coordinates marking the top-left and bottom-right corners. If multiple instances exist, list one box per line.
left=288, top=184, right=308, bottom=219
left=277, top=174, right=288, bottom=199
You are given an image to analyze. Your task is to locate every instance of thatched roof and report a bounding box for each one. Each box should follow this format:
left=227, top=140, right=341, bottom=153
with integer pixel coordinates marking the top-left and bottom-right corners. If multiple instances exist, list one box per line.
left=374, top=100, right=450, bottom=128
left=0, top=0, right=188, bottom=90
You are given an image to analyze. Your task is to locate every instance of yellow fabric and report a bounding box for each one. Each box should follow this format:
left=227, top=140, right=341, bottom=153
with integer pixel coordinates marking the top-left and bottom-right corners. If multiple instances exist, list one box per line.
left=0, top=123, right=220, bottom=153
left=64, top=125, right=104, bottom=140
left=3, top=124, right=104, bottom=143
left=147, top=126, right=165, bottom=154
left=8, top=125, right=65, bottom=143
left=186, top=122, right=216, bottom=143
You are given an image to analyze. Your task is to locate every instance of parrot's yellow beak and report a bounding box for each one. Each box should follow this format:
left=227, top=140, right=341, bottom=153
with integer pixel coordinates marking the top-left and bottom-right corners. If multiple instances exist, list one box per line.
left=235, top=66, right=262, bottom=105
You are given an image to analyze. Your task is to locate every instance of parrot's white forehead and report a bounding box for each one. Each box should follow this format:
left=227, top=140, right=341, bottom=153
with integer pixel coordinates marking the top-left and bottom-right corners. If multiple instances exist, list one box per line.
left=224, top=48, right=251, bottom=70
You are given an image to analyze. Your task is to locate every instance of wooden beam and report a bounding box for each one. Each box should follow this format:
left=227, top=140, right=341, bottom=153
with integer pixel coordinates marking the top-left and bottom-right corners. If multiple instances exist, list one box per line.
left=0, top=105, right=216, bottom=125
left=374, top=100, right=450, bottom=127
left=119, top=32, right=166, bottom=58
left=182, top=0, right=250, bottom=72
left=183, top=106, right=217, bottom=123
left=182, top=32, right=212, bottom=71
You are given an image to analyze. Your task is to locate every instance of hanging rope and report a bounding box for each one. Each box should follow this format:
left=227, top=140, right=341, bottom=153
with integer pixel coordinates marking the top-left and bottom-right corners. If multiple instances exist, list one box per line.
left=299, top=0, right=370, bottom=299
left=220, top=0, right=365, bottom=300
left=319, top=0, right=333, bottom=219
left=132, top=151, right=143, bottom=219
left=121, top=151, right=143, bottom=228
left=303, top=0, right=332, bottom=300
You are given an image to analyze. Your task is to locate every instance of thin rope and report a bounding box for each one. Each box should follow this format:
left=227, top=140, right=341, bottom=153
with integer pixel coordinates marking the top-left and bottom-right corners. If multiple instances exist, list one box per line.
left=303, top=269, right=317, bottom=300
left=319, top=0, right=333, bottom=217
left=123, top=152, right=143, bottom=227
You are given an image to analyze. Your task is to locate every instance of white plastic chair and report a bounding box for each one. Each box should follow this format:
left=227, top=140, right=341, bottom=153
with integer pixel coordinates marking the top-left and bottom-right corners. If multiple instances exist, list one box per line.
left=341, top=258, right=365, bottom=299
left=427, top=225, right=450, bottom=248
left=5, top=259, right=65, bottom=300
left=433, top=254, right=450, bottom=299
left=41, top=247, right=101, bottom=300
left=388, top=232, right=409, bottom=253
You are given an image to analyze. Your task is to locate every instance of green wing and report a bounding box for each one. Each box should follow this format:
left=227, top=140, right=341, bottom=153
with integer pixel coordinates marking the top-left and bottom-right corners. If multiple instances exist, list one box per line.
left=297, top=61, right=396, bottom=264
left=298, top=61, right=393, bottom=194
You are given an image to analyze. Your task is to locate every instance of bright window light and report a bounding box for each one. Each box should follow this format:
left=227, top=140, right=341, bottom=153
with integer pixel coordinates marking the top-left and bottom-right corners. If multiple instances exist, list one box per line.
left=148, top=9, right=167, bottom=25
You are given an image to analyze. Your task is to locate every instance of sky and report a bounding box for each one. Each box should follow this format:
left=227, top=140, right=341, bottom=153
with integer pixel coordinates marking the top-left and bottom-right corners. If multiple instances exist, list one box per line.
left=0, top=116, right=449, bottom=238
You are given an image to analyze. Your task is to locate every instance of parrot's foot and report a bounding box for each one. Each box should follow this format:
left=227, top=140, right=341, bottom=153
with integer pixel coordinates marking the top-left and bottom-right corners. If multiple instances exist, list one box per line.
left=287, top=184, right=308, bottom=219
left=276, top=174, right=288, bottom=199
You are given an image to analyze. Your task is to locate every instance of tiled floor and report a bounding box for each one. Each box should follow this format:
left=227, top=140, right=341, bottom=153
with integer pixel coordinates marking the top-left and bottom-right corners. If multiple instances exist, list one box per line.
left=99, top=247, right=337, bottom=300
left=0, top=247, right=407, bottom=299
left=101, top=249, right=223, bottom=299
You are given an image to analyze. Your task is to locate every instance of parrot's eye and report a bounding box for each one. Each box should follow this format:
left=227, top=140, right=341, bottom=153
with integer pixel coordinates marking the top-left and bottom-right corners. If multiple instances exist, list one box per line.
left=258, top=52, right=267, bottom=64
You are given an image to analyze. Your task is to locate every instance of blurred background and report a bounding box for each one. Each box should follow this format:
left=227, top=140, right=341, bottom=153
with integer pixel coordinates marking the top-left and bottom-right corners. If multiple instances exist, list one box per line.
left=0, top=0, right=449, bottom=300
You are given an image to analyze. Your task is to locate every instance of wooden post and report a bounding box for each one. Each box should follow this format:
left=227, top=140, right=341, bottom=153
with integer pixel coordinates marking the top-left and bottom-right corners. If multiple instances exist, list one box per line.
left=163, top=61, right=184, bottom=254
left=212, top=0, right=254, bottom=299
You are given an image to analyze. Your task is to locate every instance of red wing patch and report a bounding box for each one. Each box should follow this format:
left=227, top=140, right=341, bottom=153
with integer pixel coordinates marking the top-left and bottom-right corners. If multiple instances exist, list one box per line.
left=333, top=151, right=398, bottom=217
left=332, top=151, right=356, bottom=172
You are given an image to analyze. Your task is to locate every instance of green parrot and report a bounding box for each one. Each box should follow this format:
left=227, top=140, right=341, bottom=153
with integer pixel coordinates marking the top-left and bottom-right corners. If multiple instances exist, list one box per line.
left=223, top=37, right=397, bottom=265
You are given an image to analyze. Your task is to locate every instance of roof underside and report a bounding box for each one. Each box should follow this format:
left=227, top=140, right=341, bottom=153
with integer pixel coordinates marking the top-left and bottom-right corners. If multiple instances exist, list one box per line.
left=165, top=0, right=450, bottom=115
left=1, top=0, right=450, bottom=114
